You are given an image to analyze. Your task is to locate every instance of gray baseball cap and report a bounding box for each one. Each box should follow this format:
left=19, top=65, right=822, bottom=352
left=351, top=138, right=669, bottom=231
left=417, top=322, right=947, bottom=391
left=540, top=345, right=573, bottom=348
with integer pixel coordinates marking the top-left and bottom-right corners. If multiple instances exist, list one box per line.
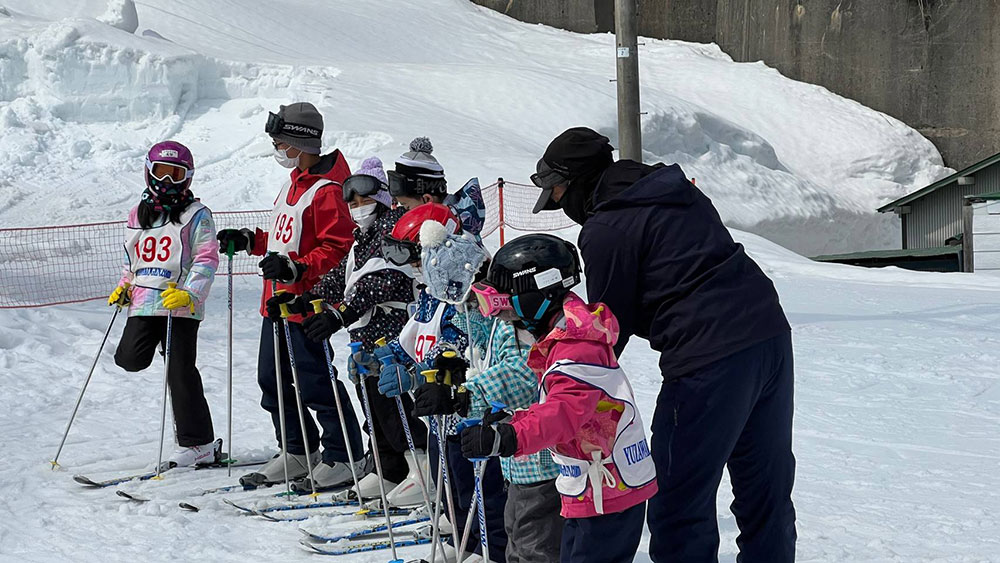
left=266, top=102, right=323, bottom=155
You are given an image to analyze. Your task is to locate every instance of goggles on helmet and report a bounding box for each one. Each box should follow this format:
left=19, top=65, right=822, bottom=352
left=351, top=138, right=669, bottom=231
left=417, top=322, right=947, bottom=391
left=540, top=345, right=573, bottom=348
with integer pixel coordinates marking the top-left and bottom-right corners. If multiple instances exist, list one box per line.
left=343, top=174, right=386, bottom=201
left=382, top=236, right=421, bottom=266
left=146, top=160, right=193, bottom=183
left=471, top=282, right=513, bottom=317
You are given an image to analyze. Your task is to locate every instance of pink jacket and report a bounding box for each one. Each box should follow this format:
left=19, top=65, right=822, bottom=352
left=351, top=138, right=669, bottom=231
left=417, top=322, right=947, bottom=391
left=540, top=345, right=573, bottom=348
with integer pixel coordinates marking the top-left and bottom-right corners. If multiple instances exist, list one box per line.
left=510, top=293, right=658, bottom=519
left=117, top=204, right=219, bottom=320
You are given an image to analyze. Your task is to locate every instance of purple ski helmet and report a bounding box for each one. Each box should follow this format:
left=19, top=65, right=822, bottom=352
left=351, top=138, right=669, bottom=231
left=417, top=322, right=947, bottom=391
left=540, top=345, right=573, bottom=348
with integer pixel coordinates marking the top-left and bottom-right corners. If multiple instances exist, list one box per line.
left=145, top=140, right=195, bottom=193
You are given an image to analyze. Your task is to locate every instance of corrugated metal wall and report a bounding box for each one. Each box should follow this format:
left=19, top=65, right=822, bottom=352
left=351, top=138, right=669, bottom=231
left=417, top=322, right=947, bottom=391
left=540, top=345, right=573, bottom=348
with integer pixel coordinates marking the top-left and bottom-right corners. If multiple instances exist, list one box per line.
left=905, top=165, right=1000, bottom=248
left=972, top=200, right=1000, bottom=271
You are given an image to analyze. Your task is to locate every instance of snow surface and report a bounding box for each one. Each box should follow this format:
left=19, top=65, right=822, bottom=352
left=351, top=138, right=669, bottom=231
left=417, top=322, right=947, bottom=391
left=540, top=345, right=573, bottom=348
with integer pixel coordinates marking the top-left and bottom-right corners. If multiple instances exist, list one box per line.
left=0, top=0, right=949, bottom=255
left=2, top=229, right=999, bottom=562
left=2, top=1, right=996, bottom=562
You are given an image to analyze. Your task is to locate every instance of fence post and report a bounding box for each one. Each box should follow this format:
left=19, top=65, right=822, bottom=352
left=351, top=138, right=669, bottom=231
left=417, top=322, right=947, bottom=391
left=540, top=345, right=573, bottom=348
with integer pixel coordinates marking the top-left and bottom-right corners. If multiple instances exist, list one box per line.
left=963, top=197, right=976, bottom=273
left=497, top=177, right=506, bottom=247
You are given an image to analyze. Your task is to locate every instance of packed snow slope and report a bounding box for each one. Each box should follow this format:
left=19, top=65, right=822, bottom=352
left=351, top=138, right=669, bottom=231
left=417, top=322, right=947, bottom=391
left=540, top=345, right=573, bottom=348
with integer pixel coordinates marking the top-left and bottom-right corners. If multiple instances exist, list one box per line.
left=0, top=0, right=949, bottom=255
left=1, top=229, right=998, bottom=562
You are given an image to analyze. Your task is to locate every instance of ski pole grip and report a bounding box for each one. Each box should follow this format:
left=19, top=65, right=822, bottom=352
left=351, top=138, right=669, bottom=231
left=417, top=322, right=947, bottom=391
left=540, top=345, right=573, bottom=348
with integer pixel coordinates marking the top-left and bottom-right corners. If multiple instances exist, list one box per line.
left=373, top=337, right=393, bottom=365
left=421, top=368, right=438, bottom=385
left=226, top=240, right=235, bottom=259
left=347, top=342, right=369, bottom=375
left=167, top=282, right=177, bottom=290
left=310, top=299, right=323, bottom=314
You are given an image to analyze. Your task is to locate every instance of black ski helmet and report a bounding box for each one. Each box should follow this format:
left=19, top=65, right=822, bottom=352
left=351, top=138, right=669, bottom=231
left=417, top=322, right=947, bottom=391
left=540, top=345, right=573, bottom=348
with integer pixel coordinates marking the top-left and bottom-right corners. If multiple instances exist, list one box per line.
left=486, top=234, right=581, bottom=330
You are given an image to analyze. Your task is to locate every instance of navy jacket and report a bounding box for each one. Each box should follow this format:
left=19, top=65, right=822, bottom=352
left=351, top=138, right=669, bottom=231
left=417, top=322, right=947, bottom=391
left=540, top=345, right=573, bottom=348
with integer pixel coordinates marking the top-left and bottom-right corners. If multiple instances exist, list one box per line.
left=579, top=161, right=790, bottom=378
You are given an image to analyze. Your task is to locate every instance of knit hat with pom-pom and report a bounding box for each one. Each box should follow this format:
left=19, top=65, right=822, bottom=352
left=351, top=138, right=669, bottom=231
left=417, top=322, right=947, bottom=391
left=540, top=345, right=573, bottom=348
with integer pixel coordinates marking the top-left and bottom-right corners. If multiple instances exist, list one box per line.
left=395, top=137, right=447, bottom=196
left=420, top=221, right=489, bottom=304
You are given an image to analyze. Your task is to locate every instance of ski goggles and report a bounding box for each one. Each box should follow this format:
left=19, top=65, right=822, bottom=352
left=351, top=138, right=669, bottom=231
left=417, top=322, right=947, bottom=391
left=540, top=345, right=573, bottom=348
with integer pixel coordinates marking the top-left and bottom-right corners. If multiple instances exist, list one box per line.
left=146, top=159, right=193, bottom=183
left=343, top=174, right=387, bottom=201
left=387, top=170, right=419, bottom=197
left=471, top=282, right=513, bottom=317
left=265, top=111, right=321, bottom=140
left=382, top=236, right=421, bottom=266
left=530, top=159, right=568, bottom=190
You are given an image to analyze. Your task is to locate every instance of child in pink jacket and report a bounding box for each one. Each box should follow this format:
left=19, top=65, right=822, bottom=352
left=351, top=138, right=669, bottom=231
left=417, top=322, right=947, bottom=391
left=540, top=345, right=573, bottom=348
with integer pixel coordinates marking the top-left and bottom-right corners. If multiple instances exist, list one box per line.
left=461, top=233, right=656, bottom=563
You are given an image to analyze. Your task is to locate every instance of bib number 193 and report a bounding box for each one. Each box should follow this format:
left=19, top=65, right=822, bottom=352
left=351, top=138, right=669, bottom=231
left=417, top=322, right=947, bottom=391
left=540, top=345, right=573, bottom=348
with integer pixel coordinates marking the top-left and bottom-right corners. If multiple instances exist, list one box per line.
left=134, top=236, right=172, bottom=262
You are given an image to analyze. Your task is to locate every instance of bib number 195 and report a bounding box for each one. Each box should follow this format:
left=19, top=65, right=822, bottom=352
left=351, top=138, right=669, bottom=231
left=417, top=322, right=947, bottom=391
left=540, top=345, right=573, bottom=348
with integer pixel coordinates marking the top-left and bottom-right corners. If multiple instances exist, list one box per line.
left=273, top=214, right=294, bottom=245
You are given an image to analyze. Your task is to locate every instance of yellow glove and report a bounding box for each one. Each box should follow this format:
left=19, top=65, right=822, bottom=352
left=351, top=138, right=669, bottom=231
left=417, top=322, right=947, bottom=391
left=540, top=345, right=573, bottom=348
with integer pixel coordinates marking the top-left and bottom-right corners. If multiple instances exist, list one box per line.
left=162, top=287, right=193, bottom=310
left=108, top=284, right=132, bottom=307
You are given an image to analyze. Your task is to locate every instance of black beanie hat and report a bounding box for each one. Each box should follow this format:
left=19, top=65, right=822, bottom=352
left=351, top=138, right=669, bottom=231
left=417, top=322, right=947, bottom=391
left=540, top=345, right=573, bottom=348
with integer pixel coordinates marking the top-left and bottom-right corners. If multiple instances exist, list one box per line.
left=532, top=127, right=614, bottom=213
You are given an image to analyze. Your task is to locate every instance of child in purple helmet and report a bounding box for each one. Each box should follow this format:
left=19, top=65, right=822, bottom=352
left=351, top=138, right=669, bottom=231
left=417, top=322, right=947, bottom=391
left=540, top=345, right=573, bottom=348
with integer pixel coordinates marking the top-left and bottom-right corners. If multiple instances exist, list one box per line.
left=108, top=140, right=221, bottom=468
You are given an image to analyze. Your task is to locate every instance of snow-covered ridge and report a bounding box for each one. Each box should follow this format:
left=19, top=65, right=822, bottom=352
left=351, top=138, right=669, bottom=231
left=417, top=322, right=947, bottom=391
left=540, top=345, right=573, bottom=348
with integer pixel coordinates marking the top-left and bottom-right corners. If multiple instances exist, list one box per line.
left=0, top=0, right=950, bottom=257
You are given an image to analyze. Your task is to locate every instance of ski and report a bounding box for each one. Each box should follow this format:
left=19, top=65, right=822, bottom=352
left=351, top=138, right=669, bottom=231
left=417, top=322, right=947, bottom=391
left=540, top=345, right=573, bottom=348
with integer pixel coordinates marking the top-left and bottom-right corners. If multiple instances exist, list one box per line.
left=116, top=490, right=150, bottom=502
left=224, top=497, right=361, bottom=514
left=72, top=457, right=268, bottom=489
left=299, top=515, right=430, bottom=543
left=179, top=502, right=200, bottom=512
left=299, top=536, right=431, bottom=555
left=258, top=507, right=410, bottom=523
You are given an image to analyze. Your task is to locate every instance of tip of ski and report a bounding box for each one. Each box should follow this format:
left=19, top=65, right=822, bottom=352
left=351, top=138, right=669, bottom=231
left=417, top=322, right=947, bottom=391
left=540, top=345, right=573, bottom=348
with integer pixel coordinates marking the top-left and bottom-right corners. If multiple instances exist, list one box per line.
left=298, top=536, right=431, bottom=555
left=116, top=490, right=150, bottom=502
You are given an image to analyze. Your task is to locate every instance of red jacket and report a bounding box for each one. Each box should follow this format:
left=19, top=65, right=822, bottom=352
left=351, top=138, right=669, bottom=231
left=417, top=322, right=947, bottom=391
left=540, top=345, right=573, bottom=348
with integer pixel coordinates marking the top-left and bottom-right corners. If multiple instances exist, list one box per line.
left=252, top=150, right=353, bottom=321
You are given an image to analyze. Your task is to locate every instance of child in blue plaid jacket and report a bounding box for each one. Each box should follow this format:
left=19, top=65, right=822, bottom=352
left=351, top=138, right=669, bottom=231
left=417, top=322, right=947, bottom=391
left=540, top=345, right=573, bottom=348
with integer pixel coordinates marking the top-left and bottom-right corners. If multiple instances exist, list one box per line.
left=456, top=306, right=564, bottom=563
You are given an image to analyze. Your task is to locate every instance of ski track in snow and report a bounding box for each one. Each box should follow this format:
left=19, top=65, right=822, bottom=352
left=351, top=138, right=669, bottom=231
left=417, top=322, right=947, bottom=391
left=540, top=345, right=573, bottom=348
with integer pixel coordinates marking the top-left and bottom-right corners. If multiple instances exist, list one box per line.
left=2, top=232, right=1000, bottom=562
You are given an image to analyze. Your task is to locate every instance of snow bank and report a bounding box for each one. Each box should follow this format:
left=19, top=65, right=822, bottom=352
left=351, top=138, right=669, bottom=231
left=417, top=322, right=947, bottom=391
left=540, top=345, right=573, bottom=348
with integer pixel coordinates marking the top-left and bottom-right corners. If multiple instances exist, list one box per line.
left=0, top=0, right=949, bottom=256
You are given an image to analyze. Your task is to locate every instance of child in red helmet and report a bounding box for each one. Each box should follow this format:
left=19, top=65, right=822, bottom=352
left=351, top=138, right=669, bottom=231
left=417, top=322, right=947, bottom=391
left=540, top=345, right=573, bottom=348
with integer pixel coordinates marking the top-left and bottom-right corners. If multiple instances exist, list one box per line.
left=375, top=203, right=511, bottom=560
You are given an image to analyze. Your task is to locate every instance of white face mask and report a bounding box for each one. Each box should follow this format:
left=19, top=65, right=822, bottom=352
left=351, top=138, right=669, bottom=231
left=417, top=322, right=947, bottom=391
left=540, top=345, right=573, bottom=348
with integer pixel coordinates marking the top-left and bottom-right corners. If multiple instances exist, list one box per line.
left=350, top=203, right=379, bottom=231
left=273, top=147, right=299, bottom=169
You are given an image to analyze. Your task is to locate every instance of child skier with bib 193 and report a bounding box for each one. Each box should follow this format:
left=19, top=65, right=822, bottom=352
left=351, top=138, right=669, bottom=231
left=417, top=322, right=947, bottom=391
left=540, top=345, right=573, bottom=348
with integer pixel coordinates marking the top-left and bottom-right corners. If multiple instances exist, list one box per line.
left=110, top=140, right=221, bottom=468
left=460, top=233, right=657, bottom=563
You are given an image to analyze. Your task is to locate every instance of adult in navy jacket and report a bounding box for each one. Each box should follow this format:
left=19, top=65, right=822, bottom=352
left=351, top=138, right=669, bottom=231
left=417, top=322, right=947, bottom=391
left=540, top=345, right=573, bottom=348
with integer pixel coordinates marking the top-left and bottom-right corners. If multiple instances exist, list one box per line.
left=531, top=127, right=797, bottom=563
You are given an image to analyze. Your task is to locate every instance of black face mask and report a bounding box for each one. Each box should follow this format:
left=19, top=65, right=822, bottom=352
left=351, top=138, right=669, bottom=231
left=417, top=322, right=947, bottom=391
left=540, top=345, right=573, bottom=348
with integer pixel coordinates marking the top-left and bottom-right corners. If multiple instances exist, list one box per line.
left=560, top=184, right=593, bottom=226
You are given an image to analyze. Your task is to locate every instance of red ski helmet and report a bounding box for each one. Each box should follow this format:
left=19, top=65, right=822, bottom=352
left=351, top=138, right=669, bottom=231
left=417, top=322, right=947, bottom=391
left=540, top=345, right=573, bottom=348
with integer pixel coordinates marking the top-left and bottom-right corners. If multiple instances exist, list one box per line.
left=390, top=203, right=460, bottom=242
left=383, top=203, right=460, bottom=266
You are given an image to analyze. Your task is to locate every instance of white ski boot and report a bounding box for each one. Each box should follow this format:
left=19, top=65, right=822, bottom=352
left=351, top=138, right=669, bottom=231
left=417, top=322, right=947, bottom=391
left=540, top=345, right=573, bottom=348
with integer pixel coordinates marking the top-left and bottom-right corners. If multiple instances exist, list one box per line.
left=386, top=448, right=431, bottom=507
left=164, top=438, right=221, bottom=469
left=291, top=458, right=366, bottom=492
left=357, top=471, right=398, bottom=499
left=239, top=449, right=320, bottom=487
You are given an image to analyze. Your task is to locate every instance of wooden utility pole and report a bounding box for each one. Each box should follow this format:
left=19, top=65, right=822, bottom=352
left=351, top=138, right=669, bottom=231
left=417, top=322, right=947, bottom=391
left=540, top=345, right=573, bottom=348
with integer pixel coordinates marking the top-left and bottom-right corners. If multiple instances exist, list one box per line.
left=615, top=0, right=642, bottom=161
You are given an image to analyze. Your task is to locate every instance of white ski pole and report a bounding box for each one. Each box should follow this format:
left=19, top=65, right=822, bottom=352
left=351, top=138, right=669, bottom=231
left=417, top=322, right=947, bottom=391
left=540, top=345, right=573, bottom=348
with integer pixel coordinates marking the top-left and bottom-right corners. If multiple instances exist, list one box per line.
left=50, top=283, right=129, bottom=470
left=349, top=341, right=402, bottom=562
left=312, top=300, right=364, bottom=506
left=373, top=337, right=442, bottom=557
left=271, top=278, right=292, bottom=496
left=421, top=360, right=462, bottom=561
left=154, top=282, right=177, bottom=478
left=278, top=292, right=319, bottom=499
left=226, top=243, right=234, bottom=477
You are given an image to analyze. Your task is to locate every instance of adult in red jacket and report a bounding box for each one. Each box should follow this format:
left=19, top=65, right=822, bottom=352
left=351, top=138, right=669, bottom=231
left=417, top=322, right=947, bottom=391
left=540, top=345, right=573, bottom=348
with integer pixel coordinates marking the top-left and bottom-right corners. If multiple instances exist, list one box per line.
left=218, top=102, right=364, bottom=489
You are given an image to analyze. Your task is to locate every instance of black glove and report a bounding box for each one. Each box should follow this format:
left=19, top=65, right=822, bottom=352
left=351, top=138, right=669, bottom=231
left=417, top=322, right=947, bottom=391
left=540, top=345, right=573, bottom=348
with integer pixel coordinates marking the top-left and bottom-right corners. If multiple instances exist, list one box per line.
left=301, top=304, right=360, bottom=342
left=217, top=228, right=254, bottom=254
left=460, top=421, right=517, bottom=459
left=259, top=253, right=305, bottom=283
left=265, top=292, right=311, bottom=320
left=412, top=383, right=469, bottom=417
left=432, top=351, right=468, bottom=386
